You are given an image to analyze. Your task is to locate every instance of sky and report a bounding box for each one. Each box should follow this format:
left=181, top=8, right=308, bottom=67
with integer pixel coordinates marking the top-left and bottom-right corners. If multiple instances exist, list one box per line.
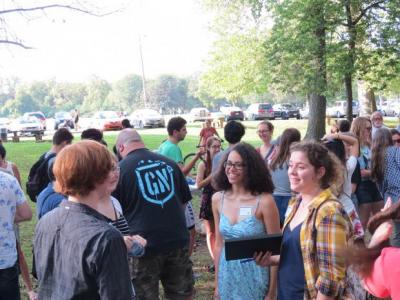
left=0, top=0, right=214, bottom=83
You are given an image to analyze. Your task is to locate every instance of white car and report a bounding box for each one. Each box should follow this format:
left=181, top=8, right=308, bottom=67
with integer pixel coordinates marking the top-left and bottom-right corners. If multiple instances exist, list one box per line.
left=378, top=103, right=397, bottom=116
left=0, top=118, right=11, bottom=131
left=327, top=101, right=359, bottom=118
left=189, top=108, right=211, bottom=122
left=9, top=117, right=44, bottom=135
left=130, top=109, right=165, bottom=128
left=299, top=106, right=309, bottom=119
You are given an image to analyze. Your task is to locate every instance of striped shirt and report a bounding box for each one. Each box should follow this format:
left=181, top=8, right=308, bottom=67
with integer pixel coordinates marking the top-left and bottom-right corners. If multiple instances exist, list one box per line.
left=283, top=189, right=353, bottom=299
left=110, top=215, right=130, bottom=236
left=107, top=197, right=131, bottom=235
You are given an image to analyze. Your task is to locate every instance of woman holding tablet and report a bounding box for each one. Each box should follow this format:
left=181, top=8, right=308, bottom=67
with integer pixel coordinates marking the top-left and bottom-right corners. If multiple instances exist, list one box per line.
left=256, top=141, right=353, bottom=300
left=212, top=143, right=280, bottom=299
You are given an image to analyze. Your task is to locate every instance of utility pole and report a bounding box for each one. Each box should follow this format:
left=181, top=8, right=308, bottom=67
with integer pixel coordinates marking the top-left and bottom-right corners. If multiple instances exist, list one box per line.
left=138, top=34, right=147, bottom=108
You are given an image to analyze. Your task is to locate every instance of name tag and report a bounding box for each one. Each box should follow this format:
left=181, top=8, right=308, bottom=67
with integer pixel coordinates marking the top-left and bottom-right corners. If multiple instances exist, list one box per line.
left=239, top=206, right=252, bottom=217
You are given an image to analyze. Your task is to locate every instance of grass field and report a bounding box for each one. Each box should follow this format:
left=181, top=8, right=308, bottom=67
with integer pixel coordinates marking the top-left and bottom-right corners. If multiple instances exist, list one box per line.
left=6, top=117, right=397, bottom=299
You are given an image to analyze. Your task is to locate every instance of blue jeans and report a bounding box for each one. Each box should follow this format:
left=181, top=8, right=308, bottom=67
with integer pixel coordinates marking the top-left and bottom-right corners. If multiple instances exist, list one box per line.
left=0, top=263, right=20, bottom=300
left=273, top=195, right=291, bottom=225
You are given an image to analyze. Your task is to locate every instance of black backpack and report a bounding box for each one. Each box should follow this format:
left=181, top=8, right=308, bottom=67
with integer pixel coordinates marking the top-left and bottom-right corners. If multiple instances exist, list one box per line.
left=26, top=152, right=56, bottom=202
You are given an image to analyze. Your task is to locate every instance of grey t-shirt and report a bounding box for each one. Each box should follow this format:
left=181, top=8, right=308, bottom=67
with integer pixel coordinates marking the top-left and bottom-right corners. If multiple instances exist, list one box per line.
left=34, top=201, right=135, bottom=300
left=212, top=147, right=231, bottom=174
left=270, top=162, right=291, bottom=196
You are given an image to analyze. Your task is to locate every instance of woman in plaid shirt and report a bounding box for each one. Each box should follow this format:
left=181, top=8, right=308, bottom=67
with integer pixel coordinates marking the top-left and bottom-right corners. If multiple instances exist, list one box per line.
left=256, top=141, right=353, bottom=299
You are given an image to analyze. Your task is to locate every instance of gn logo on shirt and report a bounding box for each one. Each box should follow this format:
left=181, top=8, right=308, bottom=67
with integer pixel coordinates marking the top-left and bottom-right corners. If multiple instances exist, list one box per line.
left=135, top=160, right=175, bottom=206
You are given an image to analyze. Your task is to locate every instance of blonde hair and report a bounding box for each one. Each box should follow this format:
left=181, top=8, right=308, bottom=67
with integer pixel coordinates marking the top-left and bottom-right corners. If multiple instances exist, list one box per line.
left=350, top=117, right=371, bottom=147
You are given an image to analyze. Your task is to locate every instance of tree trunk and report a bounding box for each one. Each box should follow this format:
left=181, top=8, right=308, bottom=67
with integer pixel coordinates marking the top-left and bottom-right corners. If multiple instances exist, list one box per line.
left=305, top=2, right=327, bottom=140
left=306, top=94, right=327, bottom=140
left=344, top=0, right=355, bottom=122
left=357, top=80, right=376, bottom=116
left=344, top=74, right=353, bottom=121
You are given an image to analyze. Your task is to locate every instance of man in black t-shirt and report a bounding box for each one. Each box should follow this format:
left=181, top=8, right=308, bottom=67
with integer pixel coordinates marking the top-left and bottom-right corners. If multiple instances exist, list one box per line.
left=113, top=129, right=194, bottom=299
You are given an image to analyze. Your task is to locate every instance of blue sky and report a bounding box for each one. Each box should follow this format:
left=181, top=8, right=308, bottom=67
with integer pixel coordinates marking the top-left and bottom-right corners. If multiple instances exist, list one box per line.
left=0, top=0, right=214, bottom=82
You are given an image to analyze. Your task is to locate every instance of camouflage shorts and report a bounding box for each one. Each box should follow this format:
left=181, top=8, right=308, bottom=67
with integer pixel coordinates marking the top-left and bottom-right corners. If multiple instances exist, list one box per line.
left=129, top=248, right=194, bottom=300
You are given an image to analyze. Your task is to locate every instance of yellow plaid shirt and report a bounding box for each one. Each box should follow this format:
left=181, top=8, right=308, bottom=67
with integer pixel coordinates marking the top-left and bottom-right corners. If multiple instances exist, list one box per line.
left=283, top=189, right=352, bottom=299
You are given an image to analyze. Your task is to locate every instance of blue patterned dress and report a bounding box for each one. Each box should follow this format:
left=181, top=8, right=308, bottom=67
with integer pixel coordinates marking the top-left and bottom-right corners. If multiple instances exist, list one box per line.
left=218, top=193, right=270, bottom=299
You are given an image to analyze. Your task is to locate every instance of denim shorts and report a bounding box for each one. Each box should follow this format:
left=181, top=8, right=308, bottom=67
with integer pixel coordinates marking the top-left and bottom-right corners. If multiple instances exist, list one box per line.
left=356, top=180, right=383, bottom=204
left=130, top=248, right=194, bottom=300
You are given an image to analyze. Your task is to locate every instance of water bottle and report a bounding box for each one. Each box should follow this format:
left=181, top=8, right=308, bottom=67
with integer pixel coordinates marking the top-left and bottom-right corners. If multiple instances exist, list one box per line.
left=128, top=241, right=145, bottom=257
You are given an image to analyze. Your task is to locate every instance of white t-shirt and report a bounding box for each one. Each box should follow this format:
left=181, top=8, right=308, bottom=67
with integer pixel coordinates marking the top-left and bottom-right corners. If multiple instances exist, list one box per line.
left=339, top=156, right=364, bottom=238
left=342, top=156, right=357, bottom=201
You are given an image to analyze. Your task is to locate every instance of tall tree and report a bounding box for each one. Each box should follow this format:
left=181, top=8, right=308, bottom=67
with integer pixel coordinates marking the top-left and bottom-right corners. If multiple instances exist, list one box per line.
left=266, top=0, right=340, bottom=139
left=146, top=75, right=188, bottom=114
left=82, top=76, right=112, bottom=112
left=1, top=86, right=40, bottom=116
left=337, top=0, right=400, bottom=120
left=105, top=74, right=143, bottom=112
left=199, top=31, right=270, bottom=105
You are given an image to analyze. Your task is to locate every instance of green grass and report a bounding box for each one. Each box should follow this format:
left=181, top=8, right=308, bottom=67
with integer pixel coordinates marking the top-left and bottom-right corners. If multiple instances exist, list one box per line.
left=5, top=117, right=395, bottom=299
left=3, top=121, right=297, bottom=299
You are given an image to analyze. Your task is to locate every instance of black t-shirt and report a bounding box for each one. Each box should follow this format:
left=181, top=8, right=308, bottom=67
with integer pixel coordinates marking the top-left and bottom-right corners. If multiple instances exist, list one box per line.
left=112, top=148, right=191, bottom=256
left=351, top=160, right=362, bottom=191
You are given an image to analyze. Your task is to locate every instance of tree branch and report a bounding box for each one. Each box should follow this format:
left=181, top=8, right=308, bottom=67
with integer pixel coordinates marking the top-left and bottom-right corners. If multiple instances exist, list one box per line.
left=353, top=0, right=386, bottom=25
left=0, top=4, right=120, bottom=17
left=0, top=40, right=33, bottom=49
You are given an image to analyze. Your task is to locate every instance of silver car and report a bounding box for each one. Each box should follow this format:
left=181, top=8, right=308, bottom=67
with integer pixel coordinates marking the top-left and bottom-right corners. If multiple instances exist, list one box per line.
left=244, top=103, right=274, bottom=120
left=130, top=109, right=165, bottom=128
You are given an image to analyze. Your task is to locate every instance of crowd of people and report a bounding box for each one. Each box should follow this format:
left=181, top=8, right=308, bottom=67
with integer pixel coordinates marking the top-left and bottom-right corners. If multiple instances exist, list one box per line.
left=0, top=112, right=399, bottom=300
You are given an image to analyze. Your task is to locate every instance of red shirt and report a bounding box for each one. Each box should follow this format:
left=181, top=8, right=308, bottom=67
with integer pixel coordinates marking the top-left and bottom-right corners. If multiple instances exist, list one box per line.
left=199, top=127, right=217, bottom=144
left=363, top=247, right=400, bottom=299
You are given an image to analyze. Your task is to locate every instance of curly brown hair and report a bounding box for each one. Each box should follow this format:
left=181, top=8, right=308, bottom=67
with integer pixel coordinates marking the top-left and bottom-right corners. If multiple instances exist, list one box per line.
left=290, top=141, right=345, bottom=196
left=212, top=142, right=274, bottom=195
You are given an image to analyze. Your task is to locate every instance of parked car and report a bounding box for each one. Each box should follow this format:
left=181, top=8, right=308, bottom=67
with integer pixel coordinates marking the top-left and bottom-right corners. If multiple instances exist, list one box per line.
left=0, top=118, right=11, bottom=132
left=326, top=101, right=359, bottom=118
left=23, top=111, right=46, bottom=130
left=272, top=104, right=288, bottom=119
left=129, top=109, right=165, bottom=128
left=378, top=103, right=397, bottom=116
left=299, top=106, right=309, bottom=119
left=54, top=111, right=74, bottom=130
left=244, top=103, right=274, bottom=120
left=9, top=117, right=44, bottom=136
left=220, top=106, right=244, bottom=121
left=189, top=107, right=211, bottom=122
left=92, top=111, right=122, bottom=131
left=282, top=103, right=301, bottom=119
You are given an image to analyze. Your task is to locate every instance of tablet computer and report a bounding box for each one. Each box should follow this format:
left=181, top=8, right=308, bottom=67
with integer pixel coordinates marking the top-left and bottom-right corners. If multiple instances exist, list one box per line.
left=224, top=233, right=283, bottom=261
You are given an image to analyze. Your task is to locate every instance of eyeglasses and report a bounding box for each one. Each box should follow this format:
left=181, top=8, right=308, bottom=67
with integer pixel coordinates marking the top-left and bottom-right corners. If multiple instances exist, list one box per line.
left=111, top=165, right=120, bottom=173
left=372, top=117, right=383, bottom=121
left=365, top=127, right=372, bottom=131
left=257, top=130, right=270, bottom=134
left=393, top=139, right=400, bottom=144
left=224, top=161, right=245, bottom=170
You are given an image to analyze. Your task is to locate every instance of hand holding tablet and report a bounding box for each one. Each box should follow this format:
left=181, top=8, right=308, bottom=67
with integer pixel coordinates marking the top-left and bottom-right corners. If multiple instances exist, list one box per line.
left=224, top=233, right=283, bottom=261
